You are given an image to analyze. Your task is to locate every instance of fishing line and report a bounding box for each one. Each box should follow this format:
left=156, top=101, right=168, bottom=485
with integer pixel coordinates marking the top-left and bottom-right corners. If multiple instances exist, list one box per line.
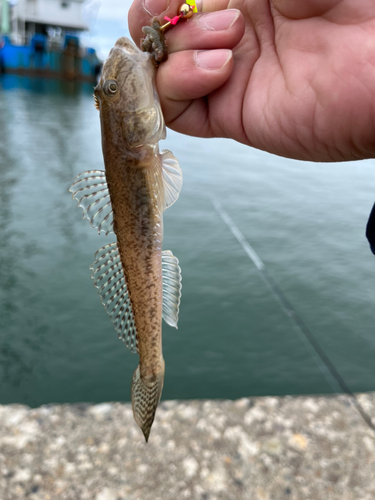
left=211, top=199, right=336, bottom=389
left=212, top=198, right=375, bottom=432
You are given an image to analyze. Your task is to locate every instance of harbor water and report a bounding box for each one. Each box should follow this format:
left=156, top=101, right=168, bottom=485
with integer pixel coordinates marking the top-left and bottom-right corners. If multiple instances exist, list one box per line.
left=0, top=74, right=374, bottom=407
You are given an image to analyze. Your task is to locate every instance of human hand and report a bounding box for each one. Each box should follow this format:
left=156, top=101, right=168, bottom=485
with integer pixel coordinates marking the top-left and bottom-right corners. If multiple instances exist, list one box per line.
left=129, top=0, right=375, bottom=161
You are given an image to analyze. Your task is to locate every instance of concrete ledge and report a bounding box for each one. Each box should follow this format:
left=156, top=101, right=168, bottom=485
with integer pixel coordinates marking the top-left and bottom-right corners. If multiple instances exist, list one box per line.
left=1, top=393, right=375, bottom=499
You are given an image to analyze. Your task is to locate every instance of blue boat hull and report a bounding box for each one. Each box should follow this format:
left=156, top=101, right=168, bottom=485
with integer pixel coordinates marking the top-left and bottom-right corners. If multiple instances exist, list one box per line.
left=0, top=37, right=101, bottom=82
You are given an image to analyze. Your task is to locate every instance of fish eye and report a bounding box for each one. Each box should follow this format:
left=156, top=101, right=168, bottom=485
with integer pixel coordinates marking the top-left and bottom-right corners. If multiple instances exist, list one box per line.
left=104, top=80, right=118, bottom=95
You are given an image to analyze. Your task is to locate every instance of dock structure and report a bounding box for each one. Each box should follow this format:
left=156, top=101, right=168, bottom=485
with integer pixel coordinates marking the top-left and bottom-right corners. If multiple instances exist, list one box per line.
left=0, top=0, right=101, bottom=81
left=0, top=393, right=374, bottom=499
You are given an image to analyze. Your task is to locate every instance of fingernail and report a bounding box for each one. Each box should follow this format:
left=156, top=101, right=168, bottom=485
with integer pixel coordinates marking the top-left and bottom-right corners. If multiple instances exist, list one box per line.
left=195, top=49, right=232, bottom=70
left=144, top=0, right=169, bottom=16
left=198, top=9, right=240, bottom=31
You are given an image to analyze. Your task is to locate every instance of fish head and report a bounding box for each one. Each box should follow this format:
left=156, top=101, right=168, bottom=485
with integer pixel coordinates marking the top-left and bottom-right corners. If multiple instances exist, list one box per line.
left=94, top=37, right=166, bottom=149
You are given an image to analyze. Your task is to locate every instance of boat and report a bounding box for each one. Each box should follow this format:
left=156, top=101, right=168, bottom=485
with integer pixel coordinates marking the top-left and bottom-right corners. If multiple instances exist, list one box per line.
left=0, top=0, right=101, bottom=82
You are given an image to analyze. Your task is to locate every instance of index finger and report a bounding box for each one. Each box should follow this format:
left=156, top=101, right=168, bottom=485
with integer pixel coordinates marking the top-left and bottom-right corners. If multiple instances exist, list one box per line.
left=128, top=0, right=230, bottom=45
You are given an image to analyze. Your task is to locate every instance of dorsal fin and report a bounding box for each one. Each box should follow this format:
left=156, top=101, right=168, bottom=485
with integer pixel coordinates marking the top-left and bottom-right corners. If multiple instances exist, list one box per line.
left=90, top=243, right=138, bottom=353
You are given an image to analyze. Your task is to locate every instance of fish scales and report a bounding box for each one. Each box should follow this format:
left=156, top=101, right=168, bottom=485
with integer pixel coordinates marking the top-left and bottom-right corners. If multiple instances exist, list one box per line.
left=69, top=33, right=182, bottom=442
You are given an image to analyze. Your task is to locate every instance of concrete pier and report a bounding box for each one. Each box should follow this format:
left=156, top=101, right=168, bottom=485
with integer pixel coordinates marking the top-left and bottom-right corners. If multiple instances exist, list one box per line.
left=1, top=393, right=374, bottom=499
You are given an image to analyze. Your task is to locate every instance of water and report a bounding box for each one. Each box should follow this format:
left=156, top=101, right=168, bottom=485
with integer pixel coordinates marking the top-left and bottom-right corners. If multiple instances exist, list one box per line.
left=1, top=74, right=374, bottom=407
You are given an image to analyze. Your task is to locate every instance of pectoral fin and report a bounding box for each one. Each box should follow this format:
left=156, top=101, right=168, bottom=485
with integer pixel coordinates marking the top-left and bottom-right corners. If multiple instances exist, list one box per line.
left=69, top=170, right=114, bottom=236
left=90, top=243, right=138, bottom=353
left=160, top=150, right=183, bottom=209
left=162, top=250, right=182, bottom=328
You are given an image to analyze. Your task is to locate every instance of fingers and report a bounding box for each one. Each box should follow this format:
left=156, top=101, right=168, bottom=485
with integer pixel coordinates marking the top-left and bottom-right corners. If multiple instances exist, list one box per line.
left=165, top=10, right=244, bottom=53
left=156, top=48, right=233, bottom=136
left=128, top=0, right=231, bottom=45
left=159, top=49, right=232, bottom=101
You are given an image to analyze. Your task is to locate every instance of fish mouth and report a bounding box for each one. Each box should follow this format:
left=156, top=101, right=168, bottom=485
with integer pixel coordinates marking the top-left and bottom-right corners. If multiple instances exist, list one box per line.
left=93, top=83, right=101, bottom=110
left=93, top=94, right=100, bottom=110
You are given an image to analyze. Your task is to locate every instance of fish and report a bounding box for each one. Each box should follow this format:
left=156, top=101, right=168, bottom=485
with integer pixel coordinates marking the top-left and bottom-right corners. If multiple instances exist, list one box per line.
left=69, top=35, right=182, bottom=442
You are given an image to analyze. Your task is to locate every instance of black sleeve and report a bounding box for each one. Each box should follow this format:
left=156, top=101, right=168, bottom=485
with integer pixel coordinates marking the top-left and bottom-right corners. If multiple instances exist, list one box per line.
left=366, top=203, right=375, bottom=255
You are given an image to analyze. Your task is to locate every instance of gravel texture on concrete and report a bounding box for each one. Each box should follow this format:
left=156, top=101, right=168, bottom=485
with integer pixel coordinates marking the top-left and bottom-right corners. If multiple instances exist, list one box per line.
left=0, top=393, right=374, bottom=500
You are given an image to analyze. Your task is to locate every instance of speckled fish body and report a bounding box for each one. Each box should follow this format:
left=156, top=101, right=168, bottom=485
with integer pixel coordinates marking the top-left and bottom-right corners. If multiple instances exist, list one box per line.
left=69, top=37, right=182, bottom=442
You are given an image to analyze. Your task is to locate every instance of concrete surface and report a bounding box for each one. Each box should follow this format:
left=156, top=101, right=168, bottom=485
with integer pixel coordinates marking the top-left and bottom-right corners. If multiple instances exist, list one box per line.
left=0, top=393, right=374, bottom=500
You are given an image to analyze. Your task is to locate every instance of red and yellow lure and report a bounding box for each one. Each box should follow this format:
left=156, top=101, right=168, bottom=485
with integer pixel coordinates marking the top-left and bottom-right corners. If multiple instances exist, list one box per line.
left=161, top=1, right=198, bottom=29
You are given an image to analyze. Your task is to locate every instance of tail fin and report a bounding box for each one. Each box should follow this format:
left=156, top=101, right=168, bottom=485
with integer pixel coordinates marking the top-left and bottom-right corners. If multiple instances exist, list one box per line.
left=131, top=365, right=164, bottom=442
